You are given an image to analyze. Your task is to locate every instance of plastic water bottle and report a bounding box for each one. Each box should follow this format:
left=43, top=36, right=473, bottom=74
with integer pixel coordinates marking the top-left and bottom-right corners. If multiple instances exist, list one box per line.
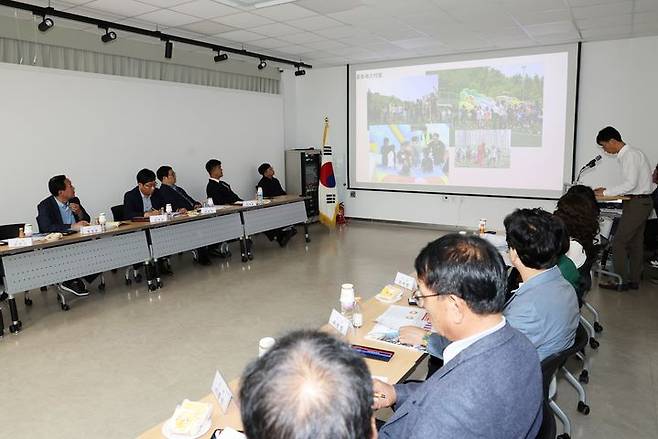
left=23, top=223, right=33, bottom=237
left=98, top=213, right=107, bottom=231
left=353, top=297, right=363, bottom=328
left=165, top=203, right=173, bottom=219
left=340, top=283, right=355, bottom=321
left=257, top=187, right=264, bottom=205
left=207, top=197, right=214, bottom=207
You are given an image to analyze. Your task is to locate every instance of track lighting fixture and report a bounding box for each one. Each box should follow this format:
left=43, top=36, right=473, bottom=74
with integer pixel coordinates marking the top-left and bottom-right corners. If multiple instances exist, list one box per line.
left=164, top=40, right=173, bottom=59
left=38, top=16, right=53, bottom=32
left=258, top=59, right=267, bottom=70
left=214, top=52, right=228, bottom=62
left=101, top=29, right=117, bottom=43
left=295, top=66, right=306, bottom=76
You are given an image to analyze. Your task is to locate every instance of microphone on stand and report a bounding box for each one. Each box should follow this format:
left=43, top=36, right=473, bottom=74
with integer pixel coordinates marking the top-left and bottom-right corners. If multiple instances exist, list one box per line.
left=575, top=155, right=602, bottom=183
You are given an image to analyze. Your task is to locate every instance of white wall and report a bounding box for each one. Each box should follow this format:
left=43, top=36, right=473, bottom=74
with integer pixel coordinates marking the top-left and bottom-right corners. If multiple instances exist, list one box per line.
left=0, top=62, right=284, bottom=226
left=284, top=35, right=658, bottom=229
left=576, top=36, right=658, bottom=189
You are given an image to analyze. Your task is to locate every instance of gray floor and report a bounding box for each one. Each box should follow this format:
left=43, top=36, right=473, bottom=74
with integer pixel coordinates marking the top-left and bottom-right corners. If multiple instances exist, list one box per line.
left=0, top=221, right=656, bottom=438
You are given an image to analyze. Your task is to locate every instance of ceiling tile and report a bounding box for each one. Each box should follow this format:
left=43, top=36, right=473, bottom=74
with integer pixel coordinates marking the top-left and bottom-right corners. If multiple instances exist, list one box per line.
left=524, top=21, right=578, bottom=36
left=303, top=39, right=348, bottom=51
left=571, top=1, right=634, bottom=20
left=62, top=6, right=126, bottom=22
left=170, top=0, right=241, bottom=18
left=212, top=12, right=274, bottom=28
left=253, top=3, right=317, bottom=21
left=249, top=22, right=299, bottom=36
left=501, top=0, right=567, bottom=12
left=511, top=8, right=572, bottom=25
left=633, top=11, right=658, bottom=25
left=327, top=5, right=388, bottom=25
left=314, top=25, right=361, bottom=39
left=215, top=29, right=266, bottom=42
left=138, top=0, right=192, bottom=7
left=82, top=0, right=158, bottom=17
left=296, top=0, right=365, bottom=15
left=247, top=38, right=291, bottom=49
left=277, top=31, right=325, bottom=44
left=275, top=44, right=315, bottom=55
left=286, top=15, right=344, bottom=31
left=391, top=37, right=443, bottom=50
left=576, top=14, right=632, bottom=31
left=179, top=20, right=237, bottom=35
left=135, top=9, right=201, bottom=27
left=636, top=0, right=658, bottom=12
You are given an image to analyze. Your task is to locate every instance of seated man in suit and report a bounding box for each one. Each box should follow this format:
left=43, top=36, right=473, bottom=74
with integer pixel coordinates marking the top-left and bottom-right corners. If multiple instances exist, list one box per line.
left=256, top=163, right=286, bottom=197
left=36, top=175, right=93, bottom=296
left=256, top=163, right=296, bottom=246
left=205, top=159, right=242, bottom=206
left=156, top=165, right=210, bottom=265
left=374, top=234, right=543, bottom=438
left=123, top=168, right=165, bottom=220
left=240, top=330, right=377, bottom=439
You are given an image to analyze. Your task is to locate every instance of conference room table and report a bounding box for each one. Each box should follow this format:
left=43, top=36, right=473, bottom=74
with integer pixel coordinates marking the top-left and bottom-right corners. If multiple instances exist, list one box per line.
left=137, top=289, right=427, bottom=439
left=0, top=195, right=309, bottom=334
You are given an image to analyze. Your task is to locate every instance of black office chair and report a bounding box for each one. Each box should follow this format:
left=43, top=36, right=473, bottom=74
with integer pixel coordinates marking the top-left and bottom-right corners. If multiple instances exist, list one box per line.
left=536, top=401, right=557, bottom=439
left=541, top=349, right=570, bottom=439
left=561, top=323, right=591, bottom=416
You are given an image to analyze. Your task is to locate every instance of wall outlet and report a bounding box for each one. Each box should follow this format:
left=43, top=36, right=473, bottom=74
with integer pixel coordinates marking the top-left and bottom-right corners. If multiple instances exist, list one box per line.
left=350, top=191, right=356, bottom=198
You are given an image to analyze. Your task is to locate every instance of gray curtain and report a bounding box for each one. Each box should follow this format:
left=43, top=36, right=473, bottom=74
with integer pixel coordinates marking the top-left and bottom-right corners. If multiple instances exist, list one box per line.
left=0, top=37, right=279, bottom=94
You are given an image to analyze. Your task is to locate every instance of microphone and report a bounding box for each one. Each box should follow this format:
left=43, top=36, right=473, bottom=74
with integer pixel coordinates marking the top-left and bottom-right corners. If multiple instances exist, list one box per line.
left=584, top=155, right=602, bottom=169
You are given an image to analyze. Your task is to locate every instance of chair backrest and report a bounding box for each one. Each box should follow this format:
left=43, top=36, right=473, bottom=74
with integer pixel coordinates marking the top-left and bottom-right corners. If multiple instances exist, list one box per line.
left=0, top=223, right=25, bottom=240
left=111, top=205, right=125, bottom=222
left=540, top=352, right=564, bottom=399
left=535, top=400, right=557, bottom=439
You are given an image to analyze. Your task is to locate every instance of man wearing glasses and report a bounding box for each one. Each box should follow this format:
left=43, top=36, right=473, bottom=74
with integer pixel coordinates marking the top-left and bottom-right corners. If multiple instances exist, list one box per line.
left=374, top=234, right=542, bottom=438
left=123, top=168, right=165, bottom=219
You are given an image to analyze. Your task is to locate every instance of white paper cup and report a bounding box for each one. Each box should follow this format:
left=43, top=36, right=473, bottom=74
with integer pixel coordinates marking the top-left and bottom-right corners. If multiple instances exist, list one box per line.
left=259, top=337, right=276, bottom=357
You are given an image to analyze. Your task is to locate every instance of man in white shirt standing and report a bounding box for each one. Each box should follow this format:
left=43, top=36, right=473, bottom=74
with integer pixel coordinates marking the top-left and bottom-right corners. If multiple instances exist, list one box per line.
left=594, top=126, right=655, bottom=290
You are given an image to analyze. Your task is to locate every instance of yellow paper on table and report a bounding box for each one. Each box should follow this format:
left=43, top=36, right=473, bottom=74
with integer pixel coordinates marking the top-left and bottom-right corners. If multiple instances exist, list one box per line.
left=375, top=285, right=403, bottom=304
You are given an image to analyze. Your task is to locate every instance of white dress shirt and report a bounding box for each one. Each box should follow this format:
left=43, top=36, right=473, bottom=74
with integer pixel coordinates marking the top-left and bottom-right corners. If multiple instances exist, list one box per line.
left=566, top=239, right=587, bottom=269
left=604, top=144, right=655, bottom=196
left=443, top=316, right=506, bottom=365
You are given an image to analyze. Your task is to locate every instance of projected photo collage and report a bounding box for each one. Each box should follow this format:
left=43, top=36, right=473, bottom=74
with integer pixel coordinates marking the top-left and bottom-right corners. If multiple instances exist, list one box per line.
left=365, top=63, right=544, bottom=184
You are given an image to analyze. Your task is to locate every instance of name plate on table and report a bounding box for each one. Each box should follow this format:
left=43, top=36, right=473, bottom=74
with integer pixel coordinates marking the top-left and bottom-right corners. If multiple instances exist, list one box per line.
left=211, top=370, right=233, bottom=413
left=200, top=206, right=217, bottom=215
left=80, top=225, right=103, bottom=235
left=394, top=272, right=417, bottom=291
left=7, top=237, right=33, bottom=247
left=242, top=200, right=258, bottom=207
left=149, top=214, right=168, bottom=224
left=329, top=309, right=352, bottom=336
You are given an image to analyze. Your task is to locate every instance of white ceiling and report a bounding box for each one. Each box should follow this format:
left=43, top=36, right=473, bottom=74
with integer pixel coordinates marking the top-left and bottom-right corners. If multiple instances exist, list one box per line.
left=2, top=0, right=658, bottom=67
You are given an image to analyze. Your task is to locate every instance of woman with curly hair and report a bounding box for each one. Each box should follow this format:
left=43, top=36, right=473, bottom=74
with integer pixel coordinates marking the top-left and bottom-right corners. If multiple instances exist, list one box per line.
left=554, top=185, right=600, bottom=267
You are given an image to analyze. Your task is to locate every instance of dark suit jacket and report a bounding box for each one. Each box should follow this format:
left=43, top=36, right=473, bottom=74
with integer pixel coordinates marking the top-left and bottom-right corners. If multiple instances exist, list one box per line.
left=123, top=186, right=165, bottom=220
left=36, top=196, right=90, bottom=233
left=257, top=176, right=286, bottom=198
left=158, top=184, right=199, bottom=211
left=206, top=179, right=242, bottom=205
left=380, top=323, right=543, bottom=439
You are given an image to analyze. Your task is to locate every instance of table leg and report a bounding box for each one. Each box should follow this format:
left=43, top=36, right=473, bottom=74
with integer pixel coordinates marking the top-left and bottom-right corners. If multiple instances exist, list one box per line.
left=246, top=236, right=253, bottom=261
left=304, top=223, right=311, bottom=243
left=240, top=237, right=248, bottom=263
left=8, top=294, right=21, bottom=333
left=145, top=259, right=157, bottom=292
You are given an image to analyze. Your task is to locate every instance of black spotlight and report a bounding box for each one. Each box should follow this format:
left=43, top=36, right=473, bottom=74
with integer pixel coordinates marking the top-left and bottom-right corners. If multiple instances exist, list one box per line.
left=38, top=17, right=54, bottom=32
left=295, top=67, right=306, bottom=76
left=214, top=52, right=228, bottom=62
left=257, top=59, right=267, bottom=70
left=164, top=40, right=173, bottom=59
left=101, top=30, right=117, bottom=43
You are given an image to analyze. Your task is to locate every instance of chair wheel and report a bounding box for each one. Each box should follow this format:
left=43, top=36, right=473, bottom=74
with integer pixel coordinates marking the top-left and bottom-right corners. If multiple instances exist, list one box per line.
left=242, top=256, right=248, bottom=262
left=305, top=237, right=311, bottom=243
left=577, top=401, right=590, bottom=415
left=148, top=284, right=157, bottom=292
left=61, top=304, right=70, bottom=311
left=593, top=322, right=603, bottom=333
left=125, top=278, right=132, bottom=286
left=9, top=324, right=19, bottom=333
left=98, top=283, right=106, bottom=291
left=579, top=370, right=589, bottom=384
left=40, top=286, right=48, bottom=291
left=589, top=338, right=600, bottom=349
left=24, top=298, right=33, bottom=306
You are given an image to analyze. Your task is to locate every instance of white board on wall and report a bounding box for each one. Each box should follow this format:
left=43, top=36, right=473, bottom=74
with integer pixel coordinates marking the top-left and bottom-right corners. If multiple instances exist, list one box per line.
left=0, top=62, right=284, bottom=227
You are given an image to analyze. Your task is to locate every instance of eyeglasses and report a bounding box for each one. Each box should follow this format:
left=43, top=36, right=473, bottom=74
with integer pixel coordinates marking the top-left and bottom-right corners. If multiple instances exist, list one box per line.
left=412, top=289, right=441, bottom=308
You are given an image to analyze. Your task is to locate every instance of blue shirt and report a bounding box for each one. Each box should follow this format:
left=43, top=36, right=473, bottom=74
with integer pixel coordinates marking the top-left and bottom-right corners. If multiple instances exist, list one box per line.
left=141, top=193, right=152, bottom=213
left=428, top=266, right=579, bottom=361
left=55, top=198, right=75, bottom=225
